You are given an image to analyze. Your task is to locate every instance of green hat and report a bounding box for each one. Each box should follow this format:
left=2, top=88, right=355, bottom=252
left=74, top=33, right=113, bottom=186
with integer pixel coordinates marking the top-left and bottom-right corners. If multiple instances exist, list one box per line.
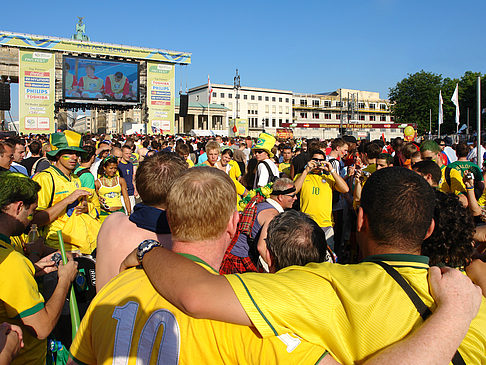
left=47, top=130, right=85, bottom=157
left=252, top=132, right=276, bottom=158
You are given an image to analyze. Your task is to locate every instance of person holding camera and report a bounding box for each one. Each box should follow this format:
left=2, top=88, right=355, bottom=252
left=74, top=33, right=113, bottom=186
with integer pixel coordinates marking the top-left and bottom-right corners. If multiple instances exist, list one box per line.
left=294, top=150, right=348, bottom=250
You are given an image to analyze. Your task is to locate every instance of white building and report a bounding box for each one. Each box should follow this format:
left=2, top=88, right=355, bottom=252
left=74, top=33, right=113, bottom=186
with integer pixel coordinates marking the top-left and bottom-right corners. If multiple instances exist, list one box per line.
left=188, top=83, right=293, bottom=137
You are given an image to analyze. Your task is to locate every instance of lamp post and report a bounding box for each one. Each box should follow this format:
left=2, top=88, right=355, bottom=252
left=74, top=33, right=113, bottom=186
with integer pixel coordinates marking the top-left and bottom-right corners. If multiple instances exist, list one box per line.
left=233, top=69, right=241, bottom=119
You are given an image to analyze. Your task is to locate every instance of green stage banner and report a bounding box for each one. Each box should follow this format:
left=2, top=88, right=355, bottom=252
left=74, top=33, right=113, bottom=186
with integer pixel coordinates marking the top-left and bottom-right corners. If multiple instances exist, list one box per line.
left=19, top=50, right=55, bottom=134
left=147, top=62, right=175, bottom=135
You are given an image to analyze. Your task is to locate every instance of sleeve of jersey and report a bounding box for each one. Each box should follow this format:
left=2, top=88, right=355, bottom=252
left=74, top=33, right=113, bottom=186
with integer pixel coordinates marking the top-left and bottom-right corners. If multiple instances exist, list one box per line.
left=225, top=266, right=335, bottom=343
left=33, top=172, right=53, bottom=210
left=69, top=302, right=96, bottom=365
left=0, top=253, right=44, bottom=319
left=450, top=169, right=466, bottom=195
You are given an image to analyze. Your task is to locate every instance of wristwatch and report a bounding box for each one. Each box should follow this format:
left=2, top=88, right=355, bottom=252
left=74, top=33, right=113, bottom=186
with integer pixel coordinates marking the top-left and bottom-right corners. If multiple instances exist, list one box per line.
left=136, top=239, right=161, bottom=264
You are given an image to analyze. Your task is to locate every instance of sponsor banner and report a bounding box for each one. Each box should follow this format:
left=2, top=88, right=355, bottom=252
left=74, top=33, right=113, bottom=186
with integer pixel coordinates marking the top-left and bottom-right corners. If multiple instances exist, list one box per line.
left=281, top=122, right=412, bottom=129
left=147, top=62, right=174, bottom=134
left=1, top=31, right=191, bottom=64
left=19, top=50, right=55, bottom=134
left=276, top=128, right=294, bottom=140
left=228, top=118, right=248, bottom=137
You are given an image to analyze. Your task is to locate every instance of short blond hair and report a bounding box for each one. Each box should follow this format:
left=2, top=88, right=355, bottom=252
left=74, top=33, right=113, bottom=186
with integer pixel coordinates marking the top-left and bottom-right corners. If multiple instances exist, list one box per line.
left=167, top=167, right=236, bottom=242
left=205, top=141, right=220, bottom=154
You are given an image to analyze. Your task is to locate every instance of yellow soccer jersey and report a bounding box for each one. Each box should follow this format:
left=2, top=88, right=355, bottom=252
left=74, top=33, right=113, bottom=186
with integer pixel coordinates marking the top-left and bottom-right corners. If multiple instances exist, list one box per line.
left=439, top=165, right=466, bottom=196
left=295, top=172, right=336, bottom=227
left=70, top=255, right=327, bottom=365
left=0, top=235, right=46, bottom=365
left=186, top=158, right=195, bottom=168
left=278, top=162, right=291, bottom=177
left=226, top=254, right=486, bottom=365
left=33, top=166, right=100, bottom=254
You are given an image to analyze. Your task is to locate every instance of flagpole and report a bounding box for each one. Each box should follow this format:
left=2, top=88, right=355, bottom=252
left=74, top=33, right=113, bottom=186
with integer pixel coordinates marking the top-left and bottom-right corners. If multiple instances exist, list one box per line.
left=207, top=75, right=211, bottom=131
left=477, top=76, right=482, bottom=167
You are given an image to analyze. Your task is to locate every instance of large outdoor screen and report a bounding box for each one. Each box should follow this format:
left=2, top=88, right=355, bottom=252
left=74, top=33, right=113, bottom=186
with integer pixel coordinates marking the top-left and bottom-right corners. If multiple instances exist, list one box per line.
left=63, top=56, right=140, bottom=105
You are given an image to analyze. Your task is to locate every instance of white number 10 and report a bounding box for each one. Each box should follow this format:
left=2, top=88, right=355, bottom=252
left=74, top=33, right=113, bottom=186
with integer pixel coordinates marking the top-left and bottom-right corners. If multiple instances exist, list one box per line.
left=111, top=301, right=180, bottom=364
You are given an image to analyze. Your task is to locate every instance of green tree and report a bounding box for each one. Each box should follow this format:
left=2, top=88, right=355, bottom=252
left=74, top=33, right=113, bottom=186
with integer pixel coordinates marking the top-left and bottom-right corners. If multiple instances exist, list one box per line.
left=389, top=71, right=443, bottom=134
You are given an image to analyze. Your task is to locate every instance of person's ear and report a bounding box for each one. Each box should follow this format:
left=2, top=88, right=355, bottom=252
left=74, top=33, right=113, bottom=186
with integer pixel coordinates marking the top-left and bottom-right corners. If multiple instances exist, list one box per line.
left=423, top=218, right=435, bottom=240
left=357, top=207, right=365, bottom=232
left=227, top=210, right=239, bottom=239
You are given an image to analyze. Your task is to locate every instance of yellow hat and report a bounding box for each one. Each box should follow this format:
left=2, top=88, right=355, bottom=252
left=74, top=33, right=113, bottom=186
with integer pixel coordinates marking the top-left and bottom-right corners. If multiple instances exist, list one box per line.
left=252, top=132, right=276, bottom=158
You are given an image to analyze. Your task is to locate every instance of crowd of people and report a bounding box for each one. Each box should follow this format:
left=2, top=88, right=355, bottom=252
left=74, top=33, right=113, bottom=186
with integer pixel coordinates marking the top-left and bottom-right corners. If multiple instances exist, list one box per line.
left=0, top=128, right=485, bottom=364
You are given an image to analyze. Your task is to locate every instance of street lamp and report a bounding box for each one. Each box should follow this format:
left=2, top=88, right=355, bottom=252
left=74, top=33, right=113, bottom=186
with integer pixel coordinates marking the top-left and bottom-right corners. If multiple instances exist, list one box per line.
left=233, top=69, right=241, bottom=119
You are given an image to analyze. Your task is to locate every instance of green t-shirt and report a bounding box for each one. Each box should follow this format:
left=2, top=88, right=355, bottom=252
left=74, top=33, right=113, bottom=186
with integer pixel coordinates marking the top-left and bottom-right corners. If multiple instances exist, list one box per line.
left=74, top=166, right=96, bottom=189
left=448, top=160, right=483, bottom=181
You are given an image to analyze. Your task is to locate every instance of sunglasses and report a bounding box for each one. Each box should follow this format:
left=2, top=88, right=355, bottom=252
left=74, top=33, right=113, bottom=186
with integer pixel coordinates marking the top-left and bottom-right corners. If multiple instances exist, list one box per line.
left=312, top=158, right=326, bottom=162
left=285, top=193, right=297, bottom=198
left=254, top=150, right=266, bottom=154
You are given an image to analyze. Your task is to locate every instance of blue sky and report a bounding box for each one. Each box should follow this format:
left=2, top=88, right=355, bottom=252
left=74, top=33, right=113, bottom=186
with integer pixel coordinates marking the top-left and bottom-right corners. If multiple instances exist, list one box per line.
left=3, top=0, right=485, bottom=119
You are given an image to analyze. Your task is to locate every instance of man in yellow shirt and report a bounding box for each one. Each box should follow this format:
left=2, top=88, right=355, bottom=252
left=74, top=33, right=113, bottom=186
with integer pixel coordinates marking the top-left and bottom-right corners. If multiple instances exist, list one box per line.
left=294, top=149, right=349, bottom=250
left=32, top=131, right=101, bottom=254
left=420, top=140, right=468, bottom=207
left=69, top=167, right=327, bottom=364
left=0, top=172, right=78, bottom=365
left=130, top=167, right=486, bottom=364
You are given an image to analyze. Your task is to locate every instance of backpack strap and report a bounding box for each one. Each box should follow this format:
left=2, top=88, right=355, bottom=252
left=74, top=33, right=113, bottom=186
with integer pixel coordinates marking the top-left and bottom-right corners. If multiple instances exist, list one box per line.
left=445, top=166, right=452, bottom=189
left=260, top=161, right=276, bottom=183
left=76, top=168, right=91, bottom=178
left=38, top=170, right=56, bottom=209
left=375, top=261, right=466, bottom=365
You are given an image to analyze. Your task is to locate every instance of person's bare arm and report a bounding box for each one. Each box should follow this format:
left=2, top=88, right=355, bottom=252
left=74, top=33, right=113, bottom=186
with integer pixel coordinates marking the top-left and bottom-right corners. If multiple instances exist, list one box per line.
left=0, top=323, right=23, bottom=365
left=321, top=161, right=349, bottom=194
left=32, top=190, right=91, bottom=226
left=119, top=178, right=131, bottom=215
left=120, top=247, right=251, bottom=325
left=362, top=266, right=482, bottom=365
left=463, top=175, right=482, bottom=216
left=22, top=260, right=78, bottom=339
left=294, top=162, right=314, bottom=193
left=466, top=259, right=486, bottom=297
left=473, top=225, right=486, bottom=244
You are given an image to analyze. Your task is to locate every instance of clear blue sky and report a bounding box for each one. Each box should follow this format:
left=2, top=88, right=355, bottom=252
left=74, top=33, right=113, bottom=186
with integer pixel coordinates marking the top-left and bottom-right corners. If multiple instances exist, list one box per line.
left=3, top=0, right=485, bottom=119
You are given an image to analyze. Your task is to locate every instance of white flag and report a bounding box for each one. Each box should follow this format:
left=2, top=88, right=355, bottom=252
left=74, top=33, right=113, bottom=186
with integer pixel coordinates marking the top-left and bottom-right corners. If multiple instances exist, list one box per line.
left=438, top=90, right=443, bottom=125
left=208, top=75, right=213, bottom=104
left=451, top=83, right=460, bottom=125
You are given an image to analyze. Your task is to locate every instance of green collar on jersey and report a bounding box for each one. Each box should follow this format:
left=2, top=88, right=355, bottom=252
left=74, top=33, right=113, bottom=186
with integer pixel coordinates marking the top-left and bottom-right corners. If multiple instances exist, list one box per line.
left=0, top=233, right=11, bottom=245
left=362, top=253, right=429, bottom=265
left=177, top=253, right=219, bottom=273
left=51, top=165, right=74, bottom=181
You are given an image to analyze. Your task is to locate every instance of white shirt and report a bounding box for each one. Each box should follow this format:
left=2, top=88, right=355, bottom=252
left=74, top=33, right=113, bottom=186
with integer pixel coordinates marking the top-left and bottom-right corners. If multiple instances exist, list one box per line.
left=253, top=159, right=279, bottom=188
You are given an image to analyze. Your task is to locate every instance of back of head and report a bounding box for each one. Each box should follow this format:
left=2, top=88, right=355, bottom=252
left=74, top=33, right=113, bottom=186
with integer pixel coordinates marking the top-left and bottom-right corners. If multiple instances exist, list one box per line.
left=331, top=138, right=346, bottom=151
left=420, top=140, right=440, bottom=154
left=364, top=142, right=381, bottom=160
left=0, top=171, right=40, bottom=211
left=455, top=142, right=469, bottom=158
left=136, top=152, right=187, bottom=207
left=29, top=140, right=42, bottom=155
left=167, top=167, right=236, bottom=242
left=422, top=191, right=474, bottom=268
left=272, top=177, right=294, bottom=193
left=361, top=167, right=435, bottom=250
left=266, top=210, right=328, bottom=271
left=80, top=145, right=96, bottom=163
left=412, top=160, right=442, bottom=186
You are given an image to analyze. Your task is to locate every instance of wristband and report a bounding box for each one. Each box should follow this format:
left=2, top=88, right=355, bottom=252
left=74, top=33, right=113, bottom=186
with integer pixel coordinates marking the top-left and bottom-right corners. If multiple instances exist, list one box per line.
left=466, top=187, right=474, bottom=190
left=137, top=239, right=161, bottom=264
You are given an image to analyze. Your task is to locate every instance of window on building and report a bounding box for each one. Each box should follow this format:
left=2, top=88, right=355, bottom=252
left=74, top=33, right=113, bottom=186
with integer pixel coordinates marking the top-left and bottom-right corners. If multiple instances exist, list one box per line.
left=272, top=106, right=276, bottom=113
left=324, top=113, right=331, bottom=120
left=335, top=113, right=341, bottom=120
left=358, top=102, right=365, bottom=109
left=285, top=119, right=289, bottom=123
left=251, top=95, right=255, bottom=100
left=313, top=100, right=319, bottom=107
left=380, top=104, right=387, bottom=110
left=286, top=107, right=290, bottom=114
left=265, top=118, right=269, bottom=127
left=380, top=115, right=386, bottom=122
left=279, top=106, right=282, bottom=114
left=221, top=103, right=224, bottom=106
left=292, top=99, right=295, bottom=105
left=369, top=103, right=376, bottom=110
left=265, top=105, right=269, bottom=113
left=265, top=96, right=269, bottom=101
left=228, top=93, right=232, bottom=99
left=300, top=112, right=307, bottom=118
left=235, top=94, right=240, bottom=99
left=390, top=116, right=395, bottom=121
left=279, top=97, right=282, bottom=102
left=220, top=93, right=224, bottom=98
left=286, top=98, right=289, bottom=103
left=272, top=119, right=276, bottom=127
left=369, top=115, right=376, bottom=121
left=272, top=97, right=276, bottom=102
left=336, top=101, right=343, bottom=107
left=212, top=92, right=217, bottom=98
left=243, top=94, right=247, bottom=100
left=258, top=96, right=262, bottom=101
left=324, top=100, right=331, bottom=107
left=300, top=99, right=307, bottom=106
left=359, top=115, right=365, bottom=121
left=279, top=119, right=282, bottom=125
left=313, top=112, right=319, bottom=119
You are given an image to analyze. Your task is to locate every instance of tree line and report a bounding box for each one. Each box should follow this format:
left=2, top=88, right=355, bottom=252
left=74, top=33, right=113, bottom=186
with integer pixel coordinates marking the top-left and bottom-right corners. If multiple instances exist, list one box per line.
left=389, top=70, right=485, bottom=135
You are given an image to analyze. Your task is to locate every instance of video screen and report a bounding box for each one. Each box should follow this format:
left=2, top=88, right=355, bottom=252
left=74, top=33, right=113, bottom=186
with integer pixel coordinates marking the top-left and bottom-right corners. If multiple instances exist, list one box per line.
left=63, top=56, right=140, bottom=104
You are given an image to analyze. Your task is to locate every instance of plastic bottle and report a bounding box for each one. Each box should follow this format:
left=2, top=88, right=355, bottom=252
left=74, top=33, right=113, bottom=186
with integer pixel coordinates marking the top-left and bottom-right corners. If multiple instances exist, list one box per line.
left=27, top=224, right=39, bottom=243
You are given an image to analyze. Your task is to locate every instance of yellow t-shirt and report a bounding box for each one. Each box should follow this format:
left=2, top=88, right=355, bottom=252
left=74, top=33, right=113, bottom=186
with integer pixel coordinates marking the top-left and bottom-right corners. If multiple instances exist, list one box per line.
left=186, top=158, right=195, bottom=168
left=70, top=255, right=326, bottom=365
left=439, top=165, right=466, bottom=196
left=0, top=235, right=46, bottom=365
left=278, top=162, right=291, bottom=177
left=295, top=173, right=336, bottom=227
left=226, top=254, right=486, bottom=365
left=33, top=166, right=101, bottom=254
left=228, top=160, right=247, bottom=196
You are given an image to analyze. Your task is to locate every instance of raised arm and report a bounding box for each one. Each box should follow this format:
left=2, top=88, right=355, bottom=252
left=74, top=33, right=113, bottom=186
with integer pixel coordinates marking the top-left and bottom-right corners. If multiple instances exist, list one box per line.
left=121, top=246, right=252, bottom=325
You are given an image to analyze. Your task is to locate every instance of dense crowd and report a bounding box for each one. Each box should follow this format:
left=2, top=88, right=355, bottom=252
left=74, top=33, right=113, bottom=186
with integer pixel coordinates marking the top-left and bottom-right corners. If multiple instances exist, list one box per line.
left=0, top=129, right=485, bottom=364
